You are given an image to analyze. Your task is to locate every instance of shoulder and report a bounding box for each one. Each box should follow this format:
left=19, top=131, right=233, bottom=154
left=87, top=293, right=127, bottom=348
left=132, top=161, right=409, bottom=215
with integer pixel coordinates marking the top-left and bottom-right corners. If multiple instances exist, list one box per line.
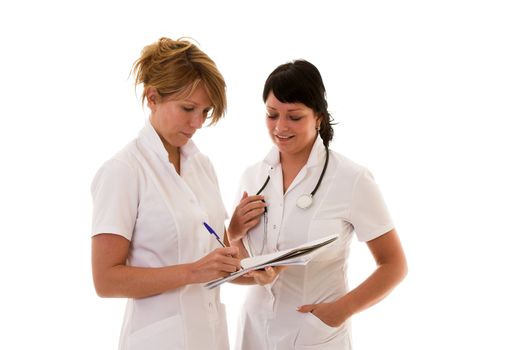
left=92, top=140, right=142, bottom=184
left=329, top=149, right=369, bottom=179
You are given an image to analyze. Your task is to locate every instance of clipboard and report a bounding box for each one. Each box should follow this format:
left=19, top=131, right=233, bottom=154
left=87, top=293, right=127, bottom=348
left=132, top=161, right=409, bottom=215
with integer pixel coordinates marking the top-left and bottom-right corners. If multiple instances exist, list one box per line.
left=205, top=234, right=339, bottom=289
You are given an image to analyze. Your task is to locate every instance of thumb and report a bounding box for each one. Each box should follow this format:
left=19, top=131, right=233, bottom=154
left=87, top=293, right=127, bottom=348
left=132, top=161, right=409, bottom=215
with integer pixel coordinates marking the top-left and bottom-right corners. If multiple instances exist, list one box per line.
left=241, top=191, right=248, bottom=199
left=224, top=246, right=239, bottom=256
left=296, top=304, right=316, bottom=313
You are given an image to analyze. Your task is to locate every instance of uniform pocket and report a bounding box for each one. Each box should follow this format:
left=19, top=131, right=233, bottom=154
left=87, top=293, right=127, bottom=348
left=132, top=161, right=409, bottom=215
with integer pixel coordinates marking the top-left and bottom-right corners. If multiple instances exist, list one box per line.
left=294, top=312, right=340, bottom=347
left=128, top=314, right=184, bottom=350
left=305, top=311, right=336, bottom=332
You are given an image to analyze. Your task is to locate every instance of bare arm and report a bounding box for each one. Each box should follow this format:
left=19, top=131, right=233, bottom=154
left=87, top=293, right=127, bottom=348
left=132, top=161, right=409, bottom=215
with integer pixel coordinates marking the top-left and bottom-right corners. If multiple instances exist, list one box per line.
left=92, top=233, right=240, bottom=298
left=298, top=229, right=407, bottom=326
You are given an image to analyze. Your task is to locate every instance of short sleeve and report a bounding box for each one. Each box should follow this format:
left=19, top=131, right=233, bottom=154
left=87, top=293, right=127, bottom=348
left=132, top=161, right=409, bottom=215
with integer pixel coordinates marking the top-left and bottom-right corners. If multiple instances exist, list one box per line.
left=90, top=159, right=139, bottom=240
left=349, top=169, right=394, bottom=242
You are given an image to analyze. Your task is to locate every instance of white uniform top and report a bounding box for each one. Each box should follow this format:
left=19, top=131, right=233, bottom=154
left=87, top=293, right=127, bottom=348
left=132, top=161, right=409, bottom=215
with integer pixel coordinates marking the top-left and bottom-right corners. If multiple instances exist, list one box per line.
left=91, top=120, right=229, bottom=350
left=235, top=136, right=394, bottom=350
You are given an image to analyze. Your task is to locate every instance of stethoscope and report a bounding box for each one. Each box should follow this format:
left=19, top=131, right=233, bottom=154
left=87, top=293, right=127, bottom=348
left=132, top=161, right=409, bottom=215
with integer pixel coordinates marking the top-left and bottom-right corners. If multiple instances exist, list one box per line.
left=256, top=144, right=330, bottom=209
left=250, top=145, right=329, bottom=255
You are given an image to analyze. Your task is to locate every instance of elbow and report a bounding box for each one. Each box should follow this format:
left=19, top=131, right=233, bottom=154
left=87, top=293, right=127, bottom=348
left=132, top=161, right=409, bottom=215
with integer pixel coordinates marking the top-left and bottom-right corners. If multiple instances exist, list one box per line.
left=92, top=275, right=116, bottom=298
left=93, top=281, right=110, bottom=298
left=398, top=257, right=408, bottom=283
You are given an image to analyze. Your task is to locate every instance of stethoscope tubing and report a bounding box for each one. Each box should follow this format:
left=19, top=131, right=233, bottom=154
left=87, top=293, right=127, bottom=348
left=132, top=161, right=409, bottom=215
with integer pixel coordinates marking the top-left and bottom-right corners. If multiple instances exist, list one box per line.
left=255, top=145, right=329, bottom=203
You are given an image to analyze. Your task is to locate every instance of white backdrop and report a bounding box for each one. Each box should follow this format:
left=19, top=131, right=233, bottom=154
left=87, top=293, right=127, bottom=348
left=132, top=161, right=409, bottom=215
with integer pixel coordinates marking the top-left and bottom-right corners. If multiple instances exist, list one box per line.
left=1, top=1, right=524, bottom=349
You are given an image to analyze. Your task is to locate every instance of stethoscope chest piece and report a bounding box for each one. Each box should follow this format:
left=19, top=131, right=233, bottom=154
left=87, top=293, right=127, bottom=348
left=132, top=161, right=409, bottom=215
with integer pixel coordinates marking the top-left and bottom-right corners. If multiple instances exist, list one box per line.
left=257, top=145, right=329, bottom=211
left=296, top=194, right=313, bottom=209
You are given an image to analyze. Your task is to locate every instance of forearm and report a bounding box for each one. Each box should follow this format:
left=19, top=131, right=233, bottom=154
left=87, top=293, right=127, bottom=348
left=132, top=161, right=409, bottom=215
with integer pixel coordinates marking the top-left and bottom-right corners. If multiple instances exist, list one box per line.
left=230, top=275, right=257, bottom=285
left=231, top=239, right=250, bottom=258
left=225, top=229, right=250, bottom=259
left=94, top=263, right=195, bottom=298
left=226, top=238, right=257, bottom=285
left=339, top=261, right=407, bottom=318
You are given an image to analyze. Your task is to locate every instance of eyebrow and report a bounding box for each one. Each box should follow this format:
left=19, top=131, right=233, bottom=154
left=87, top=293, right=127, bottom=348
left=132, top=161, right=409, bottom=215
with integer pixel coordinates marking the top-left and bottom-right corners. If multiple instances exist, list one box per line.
left=266, top=106, right=304, bottom=112
left=183, top=99, right=212, bottom=109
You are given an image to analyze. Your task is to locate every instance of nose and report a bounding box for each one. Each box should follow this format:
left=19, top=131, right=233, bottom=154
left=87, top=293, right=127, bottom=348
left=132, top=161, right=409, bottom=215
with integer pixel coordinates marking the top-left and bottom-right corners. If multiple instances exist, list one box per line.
left=189, top=111, right=205, bottom=129
left=274, top=116, right=289, bottom=132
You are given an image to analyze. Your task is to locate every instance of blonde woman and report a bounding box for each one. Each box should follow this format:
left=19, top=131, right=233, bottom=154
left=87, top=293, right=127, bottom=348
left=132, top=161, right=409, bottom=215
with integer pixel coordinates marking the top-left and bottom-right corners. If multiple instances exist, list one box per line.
left=91, top=37, right=239, bottom=350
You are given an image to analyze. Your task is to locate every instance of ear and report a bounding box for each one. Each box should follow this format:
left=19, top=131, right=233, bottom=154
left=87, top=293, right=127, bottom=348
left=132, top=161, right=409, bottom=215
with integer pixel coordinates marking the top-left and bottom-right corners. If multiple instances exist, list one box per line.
left=315, top=114, right=322, bottom=130
left=145, top=87, right=159, bottom=110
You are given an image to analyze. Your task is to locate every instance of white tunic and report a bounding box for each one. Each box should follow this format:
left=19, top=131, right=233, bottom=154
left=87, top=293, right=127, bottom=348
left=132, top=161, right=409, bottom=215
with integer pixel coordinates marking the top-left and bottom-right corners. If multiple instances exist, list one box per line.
left=91, top=120, right=229, bottom=350
left=235, top=136, right=394, bottom=350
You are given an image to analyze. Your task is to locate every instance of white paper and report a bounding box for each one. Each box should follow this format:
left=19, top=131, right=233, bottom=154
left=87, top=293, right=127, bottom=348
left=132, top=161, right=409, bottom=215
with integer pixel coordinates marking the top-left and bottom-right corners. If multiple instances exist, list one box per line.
left=205, top=234, right=339, bottom=289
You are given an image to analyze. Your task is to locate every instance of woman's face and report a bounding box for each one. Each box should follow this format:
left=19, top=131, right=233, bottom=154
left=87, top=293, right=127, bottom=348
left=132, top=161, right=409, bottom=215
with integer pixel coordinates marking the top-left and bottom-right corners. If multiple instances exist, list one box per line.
left=265, top=91, right=320, bottom=159
left=148, top=83, right=212, bottom=149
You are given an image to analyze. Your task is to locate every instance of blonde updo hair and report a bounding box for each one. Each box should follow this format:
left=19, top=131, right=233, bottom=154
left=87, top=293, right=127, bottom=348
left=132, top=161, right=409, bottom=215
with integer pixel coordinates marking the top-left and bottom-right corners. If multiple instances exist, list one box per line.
left=132, top=37, right=226, bottom=124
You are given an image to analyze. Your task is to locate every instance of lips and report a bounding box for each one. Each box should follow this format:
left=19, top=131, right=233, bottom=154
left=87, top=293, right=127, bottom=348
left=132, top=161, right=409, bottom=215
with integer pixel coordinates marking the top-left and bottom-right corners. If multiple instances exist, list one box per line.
left=275, top=134, right=294, bottom=140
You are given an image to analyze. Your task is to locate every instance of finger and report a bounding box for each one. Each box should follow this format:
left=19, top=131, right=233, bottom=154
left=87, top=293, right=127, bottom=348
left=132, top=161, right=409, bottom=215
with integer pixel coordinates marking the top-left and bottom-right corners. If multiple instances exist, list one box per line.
left=242, top=208, right=266, bottom=224
left=218, top=246, right=239, bottom=256
left=253, top=266, right=276, bottom=278
left=296, top=304, right=316, bottom=313
left=243, top=200, right=267, bottom=213
left=242, top=217, right=262, bottom=232
left=273, top=266, right=288, bottom=273
left=239, top=195, right=265, bottom=207
left=247, top=268, right=269, bottom=279
left=219, top=262, right=240, bottom=273
left=223, top=254, right=242, bottom=270
left=263, top=266, right=277, bottom=278
left=238, top=197, right=266, bottom=216
left=239, top=208, right=266, bottom=223
left=210, top=256, right=240, bottom=273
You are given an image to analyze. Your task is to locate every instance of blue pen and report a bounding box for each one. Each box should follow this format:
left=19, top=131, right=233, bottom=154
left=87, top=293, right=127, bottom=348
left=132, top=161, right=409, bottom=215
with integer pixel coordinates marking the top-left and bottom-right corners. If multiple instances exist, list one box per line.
left=203, top=222, right=226, bottom=247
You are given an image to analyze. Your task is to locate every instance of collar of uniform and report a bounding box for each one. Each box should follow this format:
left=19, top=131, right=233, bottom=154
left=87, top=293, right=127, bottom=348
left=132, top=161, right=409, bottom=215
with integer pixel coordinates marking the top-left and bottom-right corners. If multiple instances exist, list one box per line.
left=180, top=137, right=200, bottom=159
left=139, top=118, right=201, bottom=163
left=263, top=135, right=325, bottom=168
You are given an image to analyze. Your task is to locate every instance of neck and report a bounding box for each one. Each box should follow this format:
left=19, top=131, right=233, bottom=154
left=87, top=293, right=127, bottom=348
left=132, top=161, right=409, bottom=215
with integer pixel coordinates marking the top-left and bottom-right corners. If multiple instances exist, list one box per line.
left=159, top=137, right=181, bottom=173
left=280, top=151, right=309, bottom=171
left=279, top=140, right=316, bottom=193
left=279, top=139, right=316, bottom=169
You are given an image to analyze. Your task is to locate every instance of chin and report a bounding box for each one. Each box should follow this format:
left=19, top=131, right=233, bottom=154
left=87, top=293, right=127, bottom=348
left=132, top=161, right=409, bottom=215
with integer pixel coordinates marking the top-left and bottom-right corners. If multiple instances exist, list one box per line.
left=169, top=138, right=188, bottom=148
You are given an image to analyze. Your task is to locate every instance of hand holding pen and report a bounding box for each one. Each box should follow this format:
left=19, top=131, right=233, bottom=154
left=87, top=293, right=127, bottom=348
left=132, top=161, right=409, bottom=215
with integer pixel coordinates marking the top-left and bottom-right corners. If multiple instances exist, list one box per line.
left=188, top=245, right=240, bottom=284
left=188, top=221, right=240, bottom=284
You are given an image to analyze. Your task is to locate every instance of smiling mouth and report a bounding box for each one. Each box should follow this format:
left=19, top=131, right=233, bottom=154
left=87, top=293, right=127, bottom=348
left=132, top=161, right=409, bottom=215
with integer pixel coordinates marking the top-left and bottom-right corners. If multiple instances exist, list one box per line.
left=275, top=134, right=294, bottom=140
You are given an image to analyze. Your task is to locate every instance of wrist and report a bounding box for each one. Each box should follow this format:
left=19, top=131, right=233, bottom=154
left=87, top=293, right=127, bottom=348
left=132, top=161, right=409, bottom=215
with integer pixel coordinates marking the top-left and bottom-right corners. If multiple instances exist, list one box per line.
left=182, top=262, right=197, bottom=285
left=335, top=295, right=355, bottom=320
left=226, top=227, right=244, bottom=243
